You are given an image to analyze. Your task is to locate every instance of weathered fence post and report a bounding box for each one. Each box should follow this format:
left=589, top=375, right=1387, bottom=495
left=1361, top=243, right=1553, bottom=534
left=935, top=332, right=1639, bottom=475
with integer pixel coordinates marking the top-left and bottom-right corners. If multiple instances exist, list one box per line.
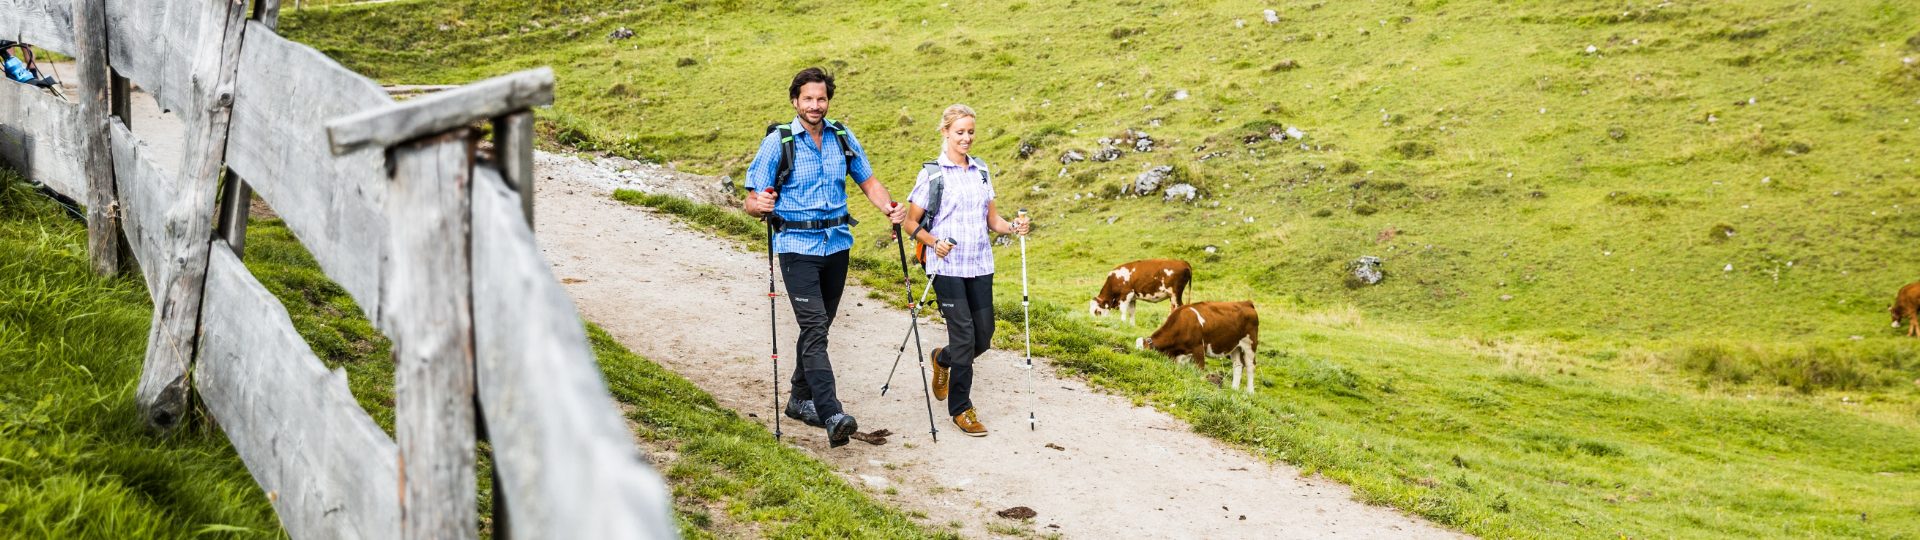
left=72, top=0, right=119, bottom=276
left=324, top=69, right=552, bottom=540
left=385, top=129, right=479, bottom=539
left=109, top=73, right=129, bottom=127
left=209, top=0, right=283, bottom=259
left=134, top=0, right=251, bottom=429
left=491, top=111, right=535, bottom=227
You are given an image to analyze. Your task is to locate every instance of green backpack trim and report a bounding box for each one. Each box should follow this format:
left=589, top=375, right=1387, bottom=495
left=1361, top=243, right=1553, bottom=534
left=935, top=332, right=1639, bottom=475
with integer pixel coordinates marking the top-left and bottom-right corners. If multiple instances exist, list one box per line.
left=765, top=119, right=858, bottom=191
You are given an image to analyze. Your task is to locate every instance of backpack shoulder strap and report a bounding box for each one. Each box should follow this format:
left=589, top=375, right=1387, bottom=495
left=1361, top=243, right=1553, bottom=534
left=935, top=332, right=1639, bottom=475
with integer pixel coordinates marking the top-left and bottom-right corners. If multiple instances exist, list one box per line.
left=919, top=161, right=945, bottom=220
left=766, top=123, right=796, bottom=191
left=825, top=119, right=858, bottom=162
left=970, top=156, right=991, bottom=183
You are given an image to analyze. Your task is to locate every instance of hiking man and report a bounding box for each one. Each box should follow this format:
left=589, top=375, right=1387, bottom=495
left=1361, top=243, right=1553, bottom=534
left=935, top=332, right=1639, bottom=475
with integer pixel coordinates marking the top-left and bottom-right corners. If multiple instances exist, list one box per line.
left=743, top=67, right=907, bottom=447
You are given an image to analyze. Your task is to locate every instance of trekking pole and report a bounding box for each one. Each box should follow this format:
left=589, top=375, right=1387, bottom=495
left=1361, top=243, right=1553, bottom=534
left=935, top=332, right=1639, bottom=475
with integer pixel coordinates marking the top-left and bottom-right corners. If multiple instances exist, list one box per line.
left=880, top=277, right=936, bottom=396
left=763, top=188, right=782, bottom=441
left=1018, top=209, right=1036, bottom=431
left=889, top=203, right=940, bottom=442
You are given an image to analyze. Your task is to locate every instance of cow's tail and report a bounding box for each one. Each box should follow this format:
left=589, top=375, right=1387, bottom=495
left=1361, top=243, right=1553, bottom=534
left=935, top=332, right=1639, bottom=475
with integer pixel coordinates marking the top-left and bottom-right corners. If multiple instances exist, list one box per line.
left=1180, top=265, right=1195, bottom=307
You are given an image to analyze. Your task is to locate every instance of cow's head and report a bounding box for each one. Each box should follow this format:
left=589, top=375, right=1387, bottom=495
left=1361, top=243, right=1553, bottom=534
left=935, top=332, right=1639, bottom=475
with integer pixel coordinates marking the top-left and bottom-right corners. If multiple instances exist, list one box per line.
left=1090, top=297, right=1114, bottom=317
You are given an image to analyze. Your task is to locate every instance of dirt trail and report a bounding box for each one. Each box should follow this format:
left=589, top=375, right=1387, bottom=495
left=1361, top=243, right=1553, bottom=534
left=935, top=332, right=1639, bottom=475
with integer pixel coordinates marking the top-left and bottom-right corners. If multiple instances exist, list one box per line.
left=534, top=160, right=1463, bottom=539
left=77, top=66, right=1452, bottom=540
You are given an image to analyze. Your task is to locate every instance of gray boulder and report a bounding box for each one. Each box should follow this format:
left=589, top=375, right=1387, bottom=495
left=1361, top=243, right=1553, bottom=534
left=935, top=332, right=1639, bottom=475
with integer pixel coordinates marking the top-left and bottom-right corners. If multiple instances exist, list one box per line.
left=1163, top=183, right=1197, bottom=202
left=1348, top=256, right=1384, bottom=286
left=1134, top=166, right=1173, bottom=195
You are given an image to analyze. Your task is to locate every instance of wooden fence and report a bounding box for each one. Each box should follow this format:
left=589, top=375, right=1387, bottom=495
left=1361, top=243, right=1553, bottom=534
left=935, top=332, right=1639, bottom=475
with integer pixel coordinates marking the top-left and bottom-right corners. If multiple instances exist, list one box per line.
left=1, top=1, right=676, bottom=537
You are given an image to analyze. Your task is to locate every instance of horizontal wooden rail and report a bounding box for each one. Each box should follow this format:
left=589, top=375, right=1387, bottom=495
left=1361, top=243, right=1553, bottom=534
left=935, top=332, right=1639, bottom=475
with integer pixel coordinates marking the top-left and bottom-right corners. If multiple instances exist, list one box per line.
left=471, top=166, right=678, bottom=539
left=0, top=0, right=76, bottom=53
left=199, top=243, right=403, bottom=539
left=226, top=21, right=392, bottom=318
left=325, top=67, right=553, bottom=156
left=102, top=0, right=210, bottom=114
left=0, top=82, right=86, bottom=198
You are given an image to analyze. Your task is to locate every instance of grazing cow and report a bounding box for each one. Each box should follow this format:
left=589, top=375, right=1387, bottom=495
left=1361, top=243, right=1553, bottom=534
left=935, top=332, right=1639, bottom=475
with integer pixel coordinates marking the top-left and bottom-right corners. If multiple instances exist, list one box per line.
left=1134, top=301, right=1259, bottom=393
left=1893, top=281, right=1920, bottom=337
left=1090, top=259, right=1192, bottom=325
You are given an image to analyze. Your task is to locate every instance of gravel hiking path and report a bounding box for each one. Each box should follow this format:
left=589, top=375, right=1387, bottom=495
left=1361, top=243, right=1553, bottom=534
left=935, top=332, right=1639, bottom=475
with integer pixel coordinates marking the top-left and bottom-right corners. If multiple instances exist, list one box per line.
left=534, top=155, right=1462, bottom=539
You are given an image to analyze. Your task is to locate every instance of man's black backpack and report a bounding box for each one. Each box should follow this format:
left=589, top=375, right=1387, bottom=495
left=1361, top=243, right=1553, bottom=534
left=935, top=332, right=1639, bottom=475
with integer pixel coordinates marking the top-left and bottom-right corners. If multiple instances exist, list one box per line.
left=765, top=119, right=858, bottom=190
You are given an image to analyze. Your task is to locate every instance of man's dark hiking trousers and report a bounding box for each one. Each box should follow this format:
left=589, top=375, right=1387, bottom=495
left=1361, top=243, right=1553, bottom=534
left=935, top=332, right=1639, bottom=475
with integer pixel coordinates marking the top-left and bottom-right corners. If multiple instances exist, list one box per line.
left=779, top=249, right=850, bottom=420
left=932, top=273, right=994, bottom=417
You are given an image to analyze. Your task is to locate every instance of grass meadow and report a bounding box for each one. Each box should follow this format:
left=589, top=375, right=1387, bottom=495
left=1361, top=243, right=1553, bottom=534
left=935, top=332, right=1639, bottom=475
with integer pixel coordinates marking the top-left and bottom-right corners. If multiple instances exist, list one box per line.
left=268, top=1, right=1920, bottom=536
left=6, top=0, right=1898, bottom=537
left=0, top=173, right=279, bottom=538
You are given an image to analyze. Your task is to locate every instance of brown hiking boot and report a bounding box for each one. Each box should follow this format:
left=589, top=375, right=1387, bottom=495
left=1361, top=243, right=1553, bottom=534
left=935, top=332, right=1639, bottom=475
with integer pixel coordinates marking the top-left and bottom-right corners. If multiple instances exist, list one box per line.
left=930, top=347, right=949, bottom=401
left=953, top=408, right=987, bottom=437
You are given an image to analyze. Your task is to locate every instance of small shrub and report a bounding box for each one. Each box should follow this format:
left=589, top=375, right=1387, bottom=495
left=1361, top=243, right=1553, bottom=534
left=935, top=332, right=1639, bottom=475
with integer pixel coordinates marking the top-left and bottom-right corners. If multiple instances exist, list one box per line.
left=1606, top=191, right=1677, bottom=207
left=1669, top=341, right=1920, bottom=393
left=1354, top=204, right=1379, bottom=216
left=1390, top=140, right=1435, bottom=159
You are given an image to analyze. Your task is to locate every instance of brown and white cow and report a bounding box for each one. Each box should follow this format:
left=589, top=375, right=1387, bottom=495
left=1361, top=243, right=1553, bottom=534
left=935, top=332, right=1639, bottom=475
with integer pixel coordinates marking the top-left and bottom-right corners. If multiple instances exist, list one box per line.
left=1090, top=259, right=1191, bottom=325
left=1892, top=281, right=1920, bottom=337
left=1135, top=301, right=1259, bottom=393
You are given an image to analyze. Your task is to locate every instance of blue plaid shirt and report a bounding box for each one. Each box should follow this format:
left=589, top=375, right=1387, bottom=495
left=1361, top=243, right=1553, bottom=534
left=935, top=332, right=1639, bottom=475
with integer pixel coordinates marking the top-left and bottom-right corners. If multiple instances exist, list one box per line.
left=745, top=117, right=876, bottom=256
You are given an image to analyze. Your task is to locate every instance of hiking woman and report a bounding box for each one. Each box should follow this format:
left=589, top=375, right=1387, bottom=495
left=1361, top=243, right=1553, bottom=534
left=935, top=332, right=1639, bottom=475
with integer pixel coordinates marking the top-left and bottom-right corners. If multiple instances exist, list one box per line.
left=904, top=104, right=1031, bottom=437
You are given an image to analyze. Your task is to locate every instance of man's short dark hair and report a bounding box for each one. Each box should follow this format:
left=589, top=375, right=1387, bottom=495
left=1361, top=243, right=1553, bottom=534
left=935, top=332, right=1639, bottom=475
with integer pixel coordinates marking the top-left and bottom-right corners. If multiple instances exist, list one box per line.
left=789, top=67, right=836, bottom=100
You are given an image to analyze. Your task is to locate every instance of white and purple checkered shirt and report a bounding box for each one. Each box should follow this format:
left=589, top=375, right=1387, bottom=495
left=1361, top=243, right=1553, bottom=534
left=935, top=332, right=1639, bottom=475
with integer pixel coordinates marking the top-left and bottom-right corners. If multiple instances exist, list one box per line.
left=908, top=153, right=995, bottom=278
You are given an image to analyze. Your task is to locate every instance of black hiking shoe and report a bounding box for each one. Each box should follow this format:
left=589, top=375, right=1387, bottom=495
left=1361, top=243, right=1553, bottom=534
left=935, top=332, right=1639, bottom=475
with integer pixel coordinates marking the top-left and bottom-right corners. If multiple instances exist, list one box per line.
left=825, top=413, right=859, bottom=448
left=785, top=398, right=824, bottom=427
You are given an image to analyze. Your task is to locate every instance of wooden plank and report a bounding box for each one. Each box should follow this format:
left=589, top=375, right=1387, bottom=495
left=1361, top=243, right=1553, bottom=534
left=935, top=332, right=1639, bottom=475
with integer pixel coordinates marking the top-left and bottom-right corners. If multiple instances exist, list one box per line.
left=207, top=0, right=286, bottom=259
left=133, top=0, right=249, bottom=430
left=107, top=122, right=175, bottom=299
left=101, top=0, right=208, bottom=114
left=255, top=0, right=283, bottom=26
left=384, top=131, right=477, bottom=540
left=0, top=82, right=85, bottom=199
left=326, top=68, right=553, bottom=156
left=0, top=0, right=76, bottom=53
left=74, top=0, right=119, bottom=276
left=212, top=171, right=250, bottom=256
left=226, top=22, right=390, bottom=318
left=470, top=167, right=677, bottom=539
left=197, top=244, right=401, bottom=540
left=491, top=111, right=534, bottom=227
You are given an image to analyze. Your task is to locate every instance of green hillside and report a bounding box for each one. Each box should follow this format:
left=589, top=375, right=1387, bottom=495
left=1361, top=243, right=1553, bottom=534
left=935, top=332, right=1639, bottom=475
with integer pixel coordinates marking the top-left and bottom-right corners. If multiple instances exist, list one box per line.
left=287, top=0, right=1920, bottom=341
left=283, top=1, right=1920, bottom=537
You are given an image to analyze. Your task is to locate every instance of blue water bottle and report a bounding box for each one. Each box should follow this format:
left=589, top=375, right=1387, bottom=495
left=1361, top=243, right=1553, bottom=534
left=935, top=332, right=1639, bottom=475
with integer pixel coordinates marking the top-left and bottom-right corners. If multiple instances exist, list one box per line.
left=3, top=56, right=32, bottom=83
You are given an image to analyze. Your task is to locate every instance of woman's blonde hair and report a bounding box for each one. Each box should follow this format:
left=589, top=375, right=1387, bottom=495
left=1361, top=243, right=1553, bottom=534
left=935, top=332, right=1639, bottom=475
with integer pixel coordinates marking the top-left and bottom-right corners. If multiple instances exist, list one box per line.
left=938, top=104, right=976, bottom=134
